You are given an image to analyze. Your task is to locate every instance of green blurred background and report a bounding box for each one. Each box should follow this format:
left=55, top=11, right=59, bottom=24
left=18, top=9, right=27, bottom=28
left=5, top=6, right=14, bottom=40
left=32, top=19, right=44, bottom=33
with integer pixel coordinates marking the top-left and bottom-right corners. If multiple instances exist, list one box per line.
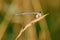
left=0, top=0, right=60, bottom=40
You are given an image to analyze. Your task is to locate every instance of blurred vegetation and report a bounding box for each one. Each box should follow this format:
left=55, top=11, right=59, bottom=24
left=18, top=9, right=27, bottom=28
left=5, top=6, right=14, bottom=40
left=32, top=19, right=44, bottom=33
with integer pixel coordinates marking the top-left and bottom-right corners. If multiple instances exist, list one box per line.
left=0, top=0, right=60, bottom=40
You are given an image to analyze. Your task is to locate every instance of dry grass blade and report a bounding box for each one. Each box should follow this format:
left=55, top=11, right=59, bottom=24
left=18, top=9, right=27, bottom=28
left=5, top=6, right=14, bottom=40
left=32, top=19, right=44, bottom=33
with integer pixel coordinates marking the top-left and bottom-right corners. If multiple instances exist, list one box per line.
left=23, top=0, right=33, bottom=11
left=15, top=14, right=48, bottom=40
left=0, top=0, right=19, bottom=39
left=0, top=13, right=13, bottom=39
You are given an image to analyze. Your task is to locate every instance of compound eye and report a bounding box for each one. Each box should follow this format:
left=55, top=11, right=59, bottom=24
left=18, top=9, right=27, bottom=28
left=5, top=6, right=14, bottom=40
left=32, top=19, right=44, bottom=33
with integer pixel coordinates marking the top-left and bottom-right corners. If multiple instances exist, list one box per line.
left=36, top=13, right=42, bottom=18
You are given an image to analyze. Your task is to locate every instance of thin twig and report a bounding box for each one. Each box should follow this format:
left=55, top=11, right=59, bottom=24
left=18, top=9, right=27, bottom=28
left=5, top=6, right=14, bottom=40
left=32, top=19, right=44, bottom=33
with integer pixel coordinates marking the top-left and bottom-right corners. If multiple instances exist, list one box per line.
left=15, top=14, right=48, bottom=40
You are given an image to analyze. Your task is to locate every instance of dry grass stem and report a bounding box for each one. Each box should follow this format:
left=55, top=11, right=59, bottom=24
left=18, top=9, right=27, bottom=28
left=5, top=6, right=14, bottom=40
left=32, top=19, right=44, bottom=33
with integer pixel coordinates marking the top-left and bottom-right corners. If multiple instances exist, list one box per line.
left=15, top=14, right=48, bottom=40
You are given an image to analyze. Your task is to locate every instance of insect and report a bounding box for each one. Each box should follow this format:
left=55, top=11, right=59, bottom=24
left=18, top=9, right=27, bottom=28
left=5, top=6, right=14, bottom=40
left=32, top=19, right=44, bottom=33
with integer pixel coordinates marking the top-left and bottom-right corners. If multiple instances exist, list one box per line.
left=15, top=12, right=42, bottom=18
